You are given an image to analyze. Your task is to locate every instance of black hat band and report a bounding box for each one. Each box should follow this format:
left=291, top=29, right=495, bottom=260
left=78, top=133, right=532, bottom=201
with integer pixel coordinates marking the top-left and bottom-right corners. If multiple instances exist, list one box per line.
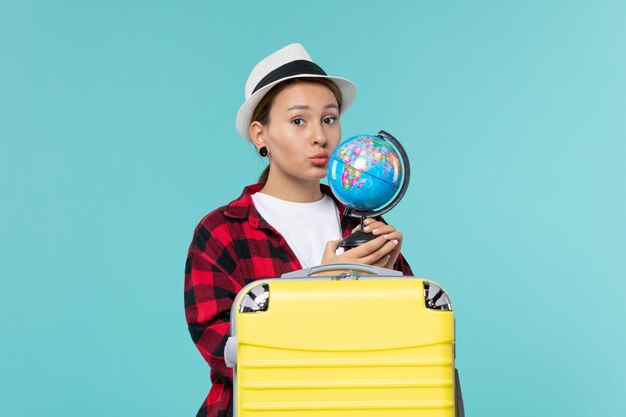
left=252, top=60, right=327, bottom=95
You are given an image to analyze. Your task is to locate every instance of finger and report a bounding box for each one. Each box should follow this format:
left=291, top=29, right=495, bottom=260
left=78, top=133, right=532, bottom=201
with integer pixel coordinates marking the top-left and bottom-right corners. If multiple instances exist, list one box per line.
left=361, top=218, right=382, bottom=231
left=363, top=221, right=396, bottom=235
left=380, top=230, right=403, bottom=242
left=384, top=252, right=400, bottom=270
left=360, top=218, right=380, bottom=232
left=373, top=254, right=391, bottom=268
left=347, top=234, right=390, bottom=258
left=361, top=238, right=399, bottom=265
left=363, top=243, right=396, bottom=266
left=323, top=240, right=341, bottom=257
left=366, top=225, right=397, bottom=236
left=361, top=221, right=403, bottom=242
left=384, top=243, right=402, bottom=267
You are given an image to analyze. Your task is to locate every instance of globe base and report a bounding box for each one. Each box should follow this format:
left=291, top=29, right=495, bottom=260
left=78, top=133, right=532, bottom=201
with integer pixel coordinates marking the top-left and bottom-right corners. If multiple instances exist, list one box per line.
left=339, top=229, right=376, bottom=249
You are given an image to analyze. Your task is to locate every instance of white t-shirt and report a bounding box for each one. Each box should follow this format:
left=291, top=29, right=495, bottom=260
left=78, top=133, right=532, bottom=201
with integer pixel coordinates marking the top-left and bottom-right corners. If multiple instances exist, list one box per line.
left=251, top=192, right=343, bottom=268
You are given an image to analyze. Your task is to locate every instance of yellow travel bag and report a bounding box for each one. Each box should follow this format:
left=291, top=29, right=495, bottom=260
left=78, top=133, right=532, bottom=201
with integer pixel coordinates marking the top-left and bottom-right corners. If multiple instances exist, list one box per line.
left=225, top=263, right=463, bottom=417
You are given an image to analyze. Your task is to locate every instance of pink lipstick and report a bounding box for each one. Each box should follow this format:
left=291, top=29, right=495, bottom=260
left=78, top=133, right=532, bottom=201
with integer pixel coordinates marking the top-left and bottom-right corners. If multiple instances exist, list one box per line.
left=310, top=152, right=329, bottom=166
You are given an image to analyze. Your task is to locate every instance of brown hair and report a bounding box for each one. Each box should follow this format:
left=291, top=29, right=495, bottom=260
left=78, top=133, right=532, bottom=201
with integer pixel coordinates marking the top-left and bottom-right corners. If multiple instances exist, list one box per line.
left=252, top=77, right=343, bottom=183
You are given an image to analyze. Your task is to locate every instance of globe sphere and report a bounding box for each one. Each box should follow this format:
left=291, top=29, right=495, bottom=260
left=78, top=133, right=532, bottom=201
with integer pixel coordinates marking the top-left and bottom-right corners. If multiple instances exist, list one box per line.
left=327, top=134, right=404, bottom=212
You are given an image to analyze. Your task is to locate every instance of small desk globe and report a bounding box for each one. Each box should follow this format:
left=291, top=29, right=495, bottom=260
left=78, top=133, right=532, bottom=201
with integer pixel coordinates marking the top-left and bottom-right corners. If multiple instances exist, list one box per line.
left=327, top=130, right=411, bottom=249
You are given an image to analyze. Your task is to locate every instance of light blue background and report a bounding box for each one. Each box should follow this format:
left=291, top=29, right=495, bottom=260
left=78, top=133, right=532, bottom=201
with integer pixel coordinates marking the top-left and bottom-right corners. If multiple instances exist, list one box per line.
left=1, top=1, right=625, bottom=416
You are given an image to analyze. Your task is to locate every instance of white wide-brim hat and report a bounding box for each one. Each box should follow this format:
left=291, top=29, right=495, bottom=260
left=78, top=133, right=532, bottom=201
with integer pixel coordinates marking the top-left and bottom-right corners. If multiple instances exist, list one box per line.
left=235, top=43, right=357, bottom=142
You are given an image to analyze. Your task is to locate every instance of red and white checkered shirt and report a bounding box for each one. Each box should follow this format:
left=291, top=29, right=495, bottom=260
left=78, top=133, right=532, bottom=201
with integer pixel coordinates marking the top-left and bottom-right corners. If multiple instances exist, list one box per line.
left=184, top=183, right=413, bottom=417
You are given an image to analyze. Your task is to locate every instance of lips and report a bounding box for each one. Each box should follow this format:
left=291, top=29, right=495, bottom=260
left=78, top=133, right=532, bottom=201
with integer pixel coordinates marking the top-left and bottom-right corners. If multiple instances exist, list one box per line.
left=310, top=152, right=329, bottom=166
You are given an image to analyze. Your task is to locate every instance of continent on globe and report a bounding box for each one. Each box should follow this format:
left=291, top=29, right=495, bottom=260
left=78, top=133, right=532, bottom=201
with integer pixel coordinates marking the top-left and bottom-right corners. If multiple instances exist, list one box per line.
left=328, top=134, right=404, bottom=211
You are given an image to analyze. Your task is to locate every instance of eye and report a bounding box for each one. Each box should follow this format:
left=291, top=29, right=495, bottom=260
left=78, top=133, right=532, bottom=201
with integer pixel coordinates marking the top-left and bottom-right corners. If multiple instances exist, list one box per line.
left=292, top=118, right=305, bottom=126
left=323, top=116, right=337, bottom=125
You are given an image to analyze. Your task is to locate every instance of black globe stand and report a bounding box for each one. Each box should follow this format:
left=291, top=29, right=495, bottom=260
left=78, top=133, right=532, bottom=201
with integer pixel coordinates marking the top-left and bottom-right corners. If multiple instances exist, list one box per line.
left=337, top=130, right=411, bottom=250
left=339, top=215, right=376, bottom=249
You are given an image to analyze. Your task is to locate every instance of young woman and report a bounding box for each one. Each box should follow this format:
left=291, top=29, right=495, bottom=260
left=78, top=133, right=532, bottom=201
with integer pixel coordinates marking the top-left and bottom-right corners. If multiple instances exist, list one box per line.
left=184, top=43, right=413, bottom=417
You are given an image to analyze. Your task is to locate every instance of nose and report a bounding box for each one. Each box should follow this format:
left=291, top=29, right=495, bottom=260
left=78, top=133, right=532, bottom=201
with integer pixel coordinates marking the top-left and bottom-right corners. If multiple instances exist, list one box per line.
left=312, top=121, right=328, bottom=148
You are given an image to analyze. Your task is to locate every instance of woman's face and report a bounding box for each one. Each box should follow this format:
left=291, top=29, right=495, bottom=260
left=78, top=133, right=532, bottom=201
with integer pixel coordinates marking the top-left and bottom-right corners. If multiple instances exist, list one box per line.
left=260, top=81, right=341, bottom=183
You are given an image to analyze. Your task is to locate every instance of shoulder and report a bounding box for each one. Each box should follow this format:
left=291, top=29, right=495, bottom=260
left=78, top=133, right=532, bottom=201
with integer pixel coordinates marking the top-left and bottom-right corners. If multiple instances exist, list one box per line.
left=189, top=183, right=264, bottom=251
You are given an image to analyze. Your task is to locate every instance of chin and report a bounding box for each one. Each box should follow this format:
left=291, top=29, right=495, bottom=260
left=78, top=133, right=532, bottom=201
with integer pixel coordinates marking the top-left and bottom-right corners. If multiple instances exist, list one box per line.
left=297, top=172, right=326, bottom=183
left=311, top=167, right=329, bottom=179
left=287, top=164, right=327, bottom=182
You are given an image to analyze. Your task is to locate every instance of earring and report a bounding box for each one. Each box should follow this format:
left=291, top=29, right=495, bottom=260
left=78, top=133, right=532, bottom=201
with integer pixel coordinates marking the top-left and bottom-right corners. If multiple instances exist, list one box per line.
left=258, top=146, right=268, bottom=157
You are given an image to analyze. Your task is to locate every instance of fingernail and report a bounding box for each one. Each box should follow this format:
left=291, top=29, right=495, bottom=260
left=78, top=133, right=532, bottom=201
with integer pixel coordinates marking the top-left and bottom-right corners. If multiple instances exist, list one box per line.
left=363, top=219, right=370, bottom=225
left=384, top=234, right=390, bottom=240
left=393, top=239, right=399, bottom=245
left=363, top=226, right=370, bottom=232
left=372, top=229, right=379, bottom=234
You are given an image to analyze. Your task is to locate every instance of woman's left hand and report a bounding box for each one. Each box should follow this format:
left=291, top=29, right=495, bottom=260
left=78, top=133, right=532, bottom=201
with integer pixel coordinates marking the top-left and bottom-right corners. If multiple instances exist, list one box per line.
left=356, top=218, right=404, bottom=269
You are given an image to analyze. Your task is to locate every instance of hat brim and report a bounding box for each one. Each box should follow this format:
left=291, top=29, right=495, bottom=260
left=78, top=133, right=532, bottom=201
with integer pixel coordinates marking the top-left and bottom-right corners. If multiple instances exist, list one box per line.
left=235, top=74, right=356, bottom=142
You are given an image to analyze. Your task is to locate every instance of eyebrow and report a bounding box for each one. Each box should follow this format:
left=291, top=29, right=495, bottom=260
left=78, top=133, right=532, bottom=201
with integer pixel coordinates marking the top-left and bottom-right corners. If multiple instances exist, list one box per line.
left=287, top=104, right=339, bottom=111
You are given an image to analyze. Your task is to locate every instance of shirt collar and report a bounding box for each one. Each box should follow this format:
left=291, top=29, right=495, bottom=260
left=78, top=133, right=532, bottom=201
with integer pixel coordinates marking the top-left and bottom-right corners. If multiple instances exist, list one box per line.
left=224, top=183, right=348, bottom=224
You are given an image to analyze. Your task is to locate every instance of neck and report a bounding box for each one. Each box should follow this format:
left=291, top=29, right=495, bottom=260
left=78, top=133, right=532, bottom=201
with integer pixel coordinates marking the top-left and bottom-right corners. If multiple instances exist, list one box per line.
left=260, top=173, right=324, bottom=203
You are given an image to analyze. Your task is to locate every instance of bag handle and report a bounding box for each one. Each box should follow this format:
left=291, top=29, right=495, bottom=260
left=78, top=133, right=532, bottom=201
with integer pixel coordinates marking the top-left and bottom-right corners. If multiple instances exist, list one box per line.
left=281, top=263, right=404, bottom=278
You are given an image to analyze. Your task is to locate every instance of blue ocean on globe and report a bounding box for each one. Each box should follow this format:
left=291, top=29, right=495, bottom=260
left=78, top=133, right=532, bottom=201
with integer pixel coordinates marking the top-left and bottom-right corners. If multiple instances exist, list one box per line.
left=327, top=134, right=403, bottom=211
